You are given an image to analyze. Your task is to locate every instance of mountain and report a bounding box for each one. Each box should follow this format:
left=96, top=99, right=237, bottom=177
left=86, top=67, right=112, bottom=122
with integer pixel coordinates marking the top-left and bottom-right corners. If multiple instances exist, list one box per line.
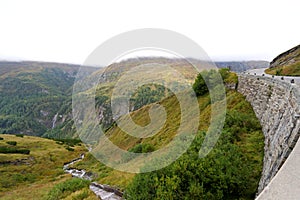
left=0, top=59, right=268, bottom=138
left=0, top=60, right=265, bottom=199
left=215, top=61, right=269, bottom=72
left=0, top=61, right=98, bottom=136
left=266, top=44, right=300, bottom=76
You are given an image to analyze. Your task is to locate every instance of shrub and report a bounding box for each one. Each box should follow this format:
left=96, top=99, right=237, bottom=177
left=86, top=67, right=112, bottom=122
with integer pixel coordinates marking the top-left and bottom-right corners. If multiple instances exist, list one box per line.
left=54, top=138, right=81, bottom=146
left=122, top=143, right=155, bottom=162
left=0, top=146, right=30, bottom=154
left=15, top=134, right=24, bottom=138
left=66, top=146, right=74, bottom=151
left=129, top=143, right=155, bottom=153
left=46, top=178, right=90, bottom=200
left=0, top=137, right=3, bottom=140
left=193, top=72, right=208, bottom=96
left=6, top=141, right=17, bottom=146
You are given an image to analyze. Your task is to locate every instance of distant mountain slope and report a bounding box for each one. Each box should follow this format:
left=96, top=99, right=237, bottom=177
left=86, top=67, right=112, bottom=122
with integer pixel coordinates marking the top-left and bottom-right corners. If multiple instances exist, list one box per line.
left=0, top=61, right=98, bottom=136
left=215, top=61, right=269, bottom=72
left=0, top=59, right=268, bottom=138
left=266, top=44, right=300, bottom=76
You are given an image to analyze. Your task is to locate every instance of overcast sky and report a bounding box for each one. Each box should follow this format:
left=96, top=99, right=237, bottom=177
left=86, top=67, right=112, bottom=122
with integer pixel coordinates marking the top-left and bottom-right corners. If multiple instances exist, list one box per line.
left=0, top=0, right=299, bottom=64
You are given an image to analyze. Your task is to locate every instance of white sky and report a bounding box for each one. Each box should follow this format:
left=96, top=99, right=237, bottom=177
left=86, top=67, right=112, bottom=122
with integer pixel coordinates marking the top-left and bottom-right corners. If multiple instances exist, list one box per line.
left=0, top=0, right=299, bottom=64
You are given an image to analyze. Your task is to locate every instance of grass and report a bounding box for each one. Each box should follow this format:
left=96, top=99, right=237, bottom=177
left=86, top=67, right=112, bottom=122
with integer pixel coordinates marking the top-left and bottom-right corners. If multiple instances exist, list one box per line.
left=0, top=134, right=89, bottom=200
left=70, top=89, right=264, bottom=194
left=105, top=94, right=211, bottom=152
left=265, top=62, right=300, bottom=76
left=0, top=70, right=264, bottom=198
left=63, top=188, right=98, bottom=200
left=70, top=152, right=134, bottom=190
left=45, top=178, right=90, bottom=200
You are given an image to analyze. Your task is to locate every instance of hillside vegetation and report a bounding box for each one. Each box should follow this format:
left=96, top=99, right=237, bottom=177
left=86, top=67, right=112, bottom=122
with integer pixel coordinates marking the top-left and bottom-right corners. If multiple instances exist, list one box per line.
left=0, top=59, right=267, bottom=139
left=71, top=70, right=264, bottom=199
left=0, top=61, right=88, bottom=136
left=265, top=44, right=300, bottom=76
left=0, top=65, right=265, bottom=199
left=0, top=134, right=95, bottom=200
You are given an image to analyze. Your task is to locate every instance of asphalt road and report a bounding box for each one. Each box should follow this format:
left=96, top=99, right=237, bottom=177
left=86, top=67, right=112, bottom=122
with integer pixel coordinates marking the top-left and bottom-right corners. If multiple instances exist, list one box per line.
left=243, top=68, right=300, bottom=85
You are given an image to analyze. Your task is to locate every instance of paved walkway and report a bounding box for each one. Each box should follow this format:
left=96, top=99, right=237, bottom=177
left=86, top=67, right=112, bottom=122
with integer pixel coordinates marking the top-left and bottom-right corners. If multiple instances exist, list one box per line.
left=243, top=68, right=300, bottom=199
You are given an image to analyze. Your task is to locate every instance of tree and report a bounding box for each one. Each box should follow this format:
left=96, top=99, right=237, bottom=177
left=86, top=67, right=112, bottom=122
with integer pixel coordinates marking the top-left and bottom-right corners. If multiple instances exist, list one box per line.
left=192, top=73, right=208, bottom=96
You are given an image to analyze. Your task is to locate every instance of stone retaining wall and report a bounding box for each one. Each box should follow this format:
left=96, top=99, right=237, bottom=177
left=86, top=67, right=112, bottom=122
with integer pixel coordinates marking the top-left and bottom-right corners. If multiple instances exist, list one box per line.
left=237, top=74, right=300, bottom=194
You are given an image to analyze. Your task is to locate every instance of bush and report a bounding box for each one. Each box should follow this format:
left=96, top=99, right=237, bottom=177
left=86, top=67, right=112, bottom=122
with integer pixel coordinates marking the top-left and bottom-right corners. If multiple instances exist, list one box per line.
left=193, top=69, right=237, bottom=97
left=0, top=137, right=3, bottom=140
left=66, top=146, right=74, bottom=151
left=46, top=178, right=90, bottom=200
left=6, top=141, right=17, bottom=146
left=15, top=134, right=24, bottom=138
left=193, top=73, right=208, bottom=96
left=0, top=146, right=30, bottom=154
left=129, top=143, right=155, bottom=153
left=54, top=138, right=81, bottom=146
left=122, top=143, right=155, bottom=162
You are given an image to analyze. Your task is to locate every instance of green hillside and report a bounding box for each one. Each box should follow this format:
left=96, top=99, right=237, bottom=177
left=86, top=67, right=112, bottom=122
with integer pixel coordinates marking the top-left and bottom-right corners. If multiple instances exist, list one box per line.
left=0, top=134, right=97, bottom=200
left=0, top=59, right=267, bottom=139
left=70, top=72, right=264, bottom=199
left=0, top=66, right=265, bottom=199
left=265, top=44, right=300, bottom=76
left=0, top=62, right=84, bottom=136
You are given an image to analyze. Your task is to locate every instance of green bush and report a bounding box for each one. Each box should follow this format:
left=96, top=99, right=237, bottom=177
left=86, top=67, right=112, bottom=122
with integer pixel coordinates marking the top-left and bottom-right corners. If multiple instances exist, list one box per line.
left=193, top=73, right=208, bottom=96
left=122, top=143, right=155, bottom=162
left=193, top=69, right=237, bottom=97
left=46, top=178, right=90, bottom=200
left=6, top=141, right=17, bottom=146
left=54, top=138, right=81, bottom=146
left=15, top=134, right=24, bottom=138
left=129, top=143, right=155, bottom=153
left=66, top=146, right=74, bottom=152
left=0, top=146, right=30, bottom=154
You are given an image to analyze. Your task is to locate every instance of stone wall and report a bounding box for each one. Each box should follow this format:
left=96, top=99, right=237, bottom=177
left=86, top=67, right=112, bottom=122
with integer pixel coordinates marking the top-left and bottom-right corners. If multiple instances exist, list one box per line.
left=237, top=74, right=300, bottom=194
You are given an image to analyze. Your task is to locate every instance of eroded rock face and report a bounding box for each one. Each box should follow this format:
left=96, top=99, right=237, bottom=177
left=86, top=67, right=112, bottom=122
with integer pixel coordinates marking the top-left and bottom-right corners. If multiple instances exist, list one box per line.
left=237, top=74, right=300, bottom=194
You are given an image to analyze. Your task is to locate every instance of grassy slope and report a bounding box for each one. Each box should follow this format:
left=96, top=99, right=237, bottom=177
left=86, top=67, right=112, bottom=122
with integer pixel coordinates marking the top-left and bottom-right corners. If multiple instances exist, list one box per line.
left=0, top=89, right=264, bottom=199
left=71, top=90, right=264, bottom=196
left=265, top=45, right=300, bottom=76
left=0, top=134, right=92, bottom=200
left=265, top=62, right=300, bottom=76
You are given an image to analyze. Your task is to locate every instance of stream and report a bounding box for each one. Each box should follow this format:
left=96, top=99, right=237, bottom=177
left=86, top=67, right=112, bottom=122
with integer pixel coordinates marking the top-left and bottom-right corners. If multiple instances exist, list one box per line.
left=63, top=154, right=123, bottom=200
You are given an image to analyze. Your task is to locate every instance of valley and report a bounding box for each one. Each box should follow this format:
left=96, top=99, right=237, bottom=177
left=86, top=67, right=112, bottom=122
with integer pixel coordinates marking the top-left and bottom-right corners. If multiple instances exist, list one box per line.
left=0, top=47, right=299, bottom=199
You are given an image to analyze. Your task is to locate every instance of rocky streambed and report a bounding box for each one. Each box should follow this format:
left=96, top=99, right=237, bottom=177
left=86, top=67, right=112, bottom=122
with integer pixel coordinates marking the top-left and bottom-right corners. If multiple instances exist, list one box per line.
left=63, top=154, right=123, bottom=200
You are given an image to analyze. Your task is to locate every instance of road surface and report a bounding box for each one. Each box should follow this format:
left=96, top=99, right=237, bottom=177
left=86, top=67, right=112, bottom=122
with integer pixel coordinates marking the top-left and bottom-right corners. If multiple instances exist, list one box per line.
left=243, top=68, right=300, bottom=85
